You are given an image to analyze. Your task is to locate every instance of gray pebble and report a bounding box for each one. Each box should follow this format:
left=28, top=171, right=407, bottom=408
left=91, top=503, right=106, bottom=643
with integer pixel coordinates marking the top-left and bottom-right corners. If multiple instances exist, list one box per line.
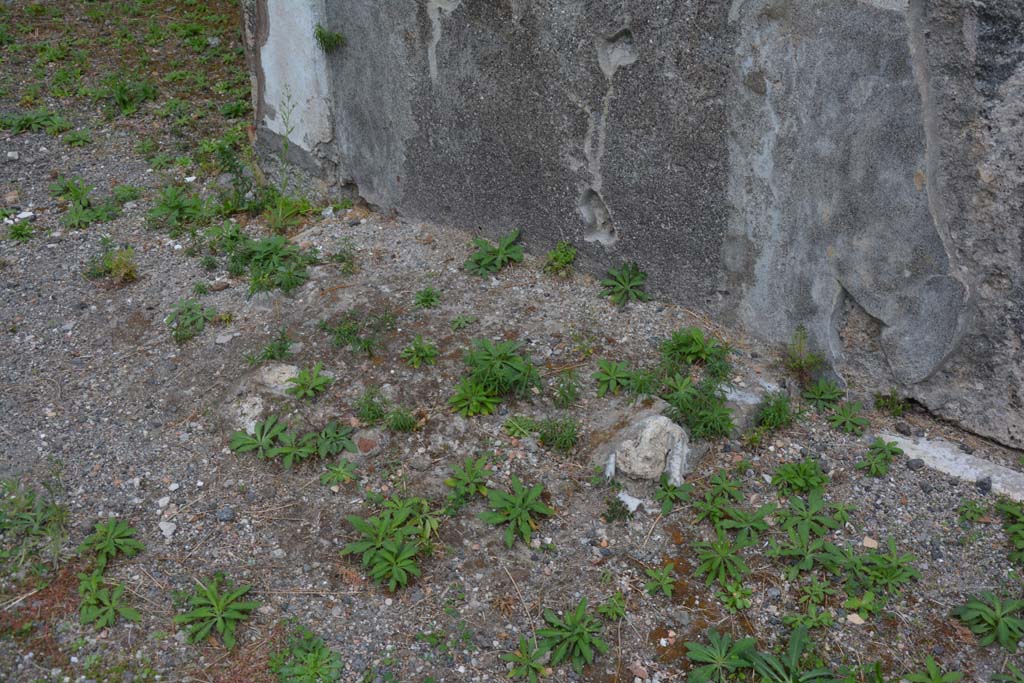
left=216, top=506, right=236, bottom=522
left=906, top=458, right=925, bottom=471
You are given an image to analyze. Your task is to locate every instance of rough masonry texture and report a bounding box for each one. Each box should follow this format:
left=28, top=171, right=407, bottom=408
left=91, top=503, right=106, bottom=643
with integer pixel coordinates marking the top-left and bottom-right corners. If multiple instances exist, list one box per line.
left=241, top=0, right=1024, bottom=449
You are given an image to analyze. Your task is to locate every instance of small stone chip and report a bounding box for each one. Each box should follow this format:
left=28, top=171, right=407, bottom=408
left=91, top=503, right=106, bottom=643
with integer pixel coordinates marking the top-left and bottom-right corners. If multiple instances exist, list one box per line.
left=862, top=536, right=879, bottom=549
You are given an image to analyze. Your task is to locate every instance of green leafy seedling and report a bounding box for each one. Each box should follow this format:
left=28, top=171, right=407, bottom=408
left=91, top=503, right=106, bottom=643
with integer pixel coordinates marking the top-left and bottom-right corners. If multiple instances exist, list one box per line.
left=952, top=591, right=1024, bottom=652
left=230, top=416, right=287, bottom=459
left=464, top=229, right=524, bottom=275
left=601, top=262, right=650, bottom=306
left=268, top=430, right=318, bottom=469
left=662, top=327, right=719, bottom=366
left=716, top=582, right=753, bottom=613
left=537, top=598, right=608, bottom=674
left=802, top=378, right=842, bottom=411
left=166, top=298, right=216, bottom=343
left=79, top=519, right=145, bottom=571
left=544, top=241, right=577, bottom=277
left=502, top=636, right=547, bottom=683
left=504, top=415, right=536, bottom=438
left=413, top=287, right=440, bottom=309
left=445, top=454, right=491, bottom=509
left=313, top=23, right=345, bottom=53
left=480, top=476, right=554, bottom=548
left=367, top=539, right=421, bottom=591
left=645, top=563, right=675, bottom=597
left=320, top=459, right=358, bottom=486
left=341, top=510, right=418, bottom=568
left=401, top=336, right=439, bottom=368
left=246, top=328, right=293, bottom=366
left=268, top=624, right=344, bottom=683
left=742, top=626, right=834, bottom=682
left=654, top=475, right=692, bottom=515
left=464, top=338, right=539, bottom=397
left=856, top=438, right=902, bottom=477
left=597, top=591, right=626, bottom=621
left=385, top=408, right=418, bottom=432
left=8, top=221, right=33, bottom=242
left=593, top=359, right=631, bottom=397
left=448, top=378, right=501, bottom=417
left=316, top=421, right=357, bottom=458
left=684, top=628, right=755, bottom=683
left=694, top=531, right=750, bottom=586
left=772, top=458, right=829, bottom=496
left=286, top=363, right=332, bottom=399
left=829, top=401, right=869, bottom=435
left=905, top=657, right=964, bottom=683
left=173, top=574, right=260, bottom=650
left=450, top=314, right=477, bottom=331
left=79, top=580, right=141, bottom=629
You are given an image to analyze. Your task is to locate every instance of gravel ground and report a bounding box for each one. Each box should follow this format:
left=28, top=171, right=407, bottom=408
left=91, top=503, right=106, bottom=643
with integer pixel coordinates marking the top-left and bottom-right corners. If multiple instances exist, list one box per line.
left=1, top=2, right=1023, bottom=683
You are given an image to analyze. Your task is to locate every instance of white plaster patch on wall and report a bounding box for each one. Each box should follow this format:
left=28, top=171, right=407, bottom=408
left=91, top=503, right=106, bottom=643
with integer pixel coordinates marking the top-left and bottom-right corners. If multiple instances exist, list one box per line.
left=882, top=433, right=1024, bottom=501
left=856, top=0, right=909, bottom=12
left=260, top=0, right=333, bottom=152
left=427, top=0, right=462, bottom=82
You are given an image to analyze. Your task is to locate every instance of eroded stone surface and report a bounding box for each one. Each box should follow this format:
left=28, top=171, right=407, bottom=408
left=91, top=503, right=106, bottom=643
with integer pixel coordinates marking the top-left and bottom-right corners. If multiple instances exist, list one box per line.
left=243, top=0, right=1024, bottom=448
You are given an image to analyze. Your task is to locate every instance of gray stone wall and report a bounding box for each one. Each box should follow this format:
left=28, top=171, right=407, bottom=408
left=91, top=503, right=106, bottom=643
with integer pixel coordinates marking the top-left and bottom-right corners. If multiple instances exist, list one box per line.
left=242, top=0, right=1024, bottom=449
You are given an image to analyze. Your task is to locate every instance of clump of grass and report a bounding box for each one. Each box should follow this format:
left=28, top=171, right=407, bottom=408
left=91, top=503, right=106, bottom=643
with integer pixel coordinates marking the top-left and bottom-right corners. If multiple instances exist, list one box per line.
left=355, top=386, right=389, bottom=425
left=314, top=24, right=346, bottom=53
left=784, top=326, right=824, bottom=384
left=552, top=370, right=580, bottom=409
left=537, top=416, right=579, bottom=453
left=544, top=241, right=577, bottom=277
left=874, top=389, right=908, bottom=417
left=166, top=298, right=217, bottom=343
left=413, top=287, right=440, bottom=309
left=7, top=221, right=33, bottom=242
left=85, top=240, right=138, bottom=285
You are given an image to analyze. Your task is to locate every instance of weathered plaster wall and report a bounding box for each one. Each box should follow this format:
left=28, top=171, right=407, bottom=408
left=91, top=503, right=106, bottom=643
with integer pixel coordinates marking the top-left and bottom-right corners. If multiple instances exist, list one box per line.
left=242, top=0, right=1024, bottom=449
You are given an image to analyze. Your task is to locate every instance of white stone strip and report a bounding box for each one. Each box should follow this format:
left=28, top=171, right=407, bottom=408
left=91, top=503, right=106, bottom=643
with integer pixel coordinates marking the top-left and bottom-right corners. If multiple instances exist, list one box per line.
left=881, top=433, right=1024, bottom=502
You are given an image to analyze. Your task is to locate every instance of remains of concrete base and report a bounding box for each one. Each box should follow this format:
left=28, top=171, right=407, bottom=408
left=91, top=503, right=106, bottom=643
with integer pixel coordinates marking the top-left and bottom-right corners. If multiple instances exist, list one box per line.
left=242, top=0, right=1024, bottom=450
left=883, top=433, right=1024, bottom=502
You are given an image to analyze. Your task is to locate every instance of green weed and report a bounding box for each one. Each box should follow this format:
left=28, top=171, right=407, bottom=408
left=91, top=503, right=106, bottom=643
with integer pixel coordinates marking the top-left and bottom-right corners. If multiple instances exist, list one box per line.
left=802, top=378, right=842, bottom=412
left=413, top=287, right=440, bottom=309
left=173, top=573, right=260, bottom=650
left=480, top=477, right=554, bottom=548
left=856, top=439, right=902, bottom=477
left=79, top=519, right=145, bottom=571
left=401, top=336, right=439, bottom=368
left=952, top=592, right=1024, bottom=652
left=286, top=363, right=332, bottom=399
left=166, top=298, right=216, bottom=342
left=644, top=563, right=675, bottom=597
left=830, top=402, right=869, bottom=435
left=537, top=598, right=608, bottom=674
left=464, top=229, right=523, bottom=276
left=314, top=24, right=346, bottom=53
left=245, top=328, right=293, bottom=366
left=601, top=262, right=649, bottom=306
left=543, top=241, right=576, bottom=277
